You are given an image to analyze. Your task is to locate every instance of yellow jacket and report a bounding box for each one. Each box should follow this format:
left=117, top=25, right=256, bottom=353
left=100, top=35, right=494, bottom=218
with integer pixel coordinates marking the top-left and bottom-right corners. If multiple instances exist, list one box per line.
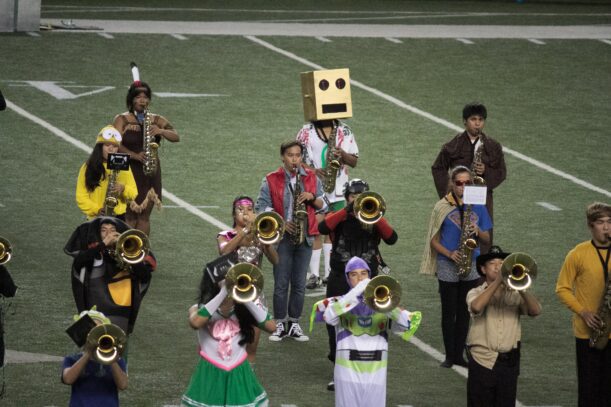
left=76, top=162, right=138, bottom=219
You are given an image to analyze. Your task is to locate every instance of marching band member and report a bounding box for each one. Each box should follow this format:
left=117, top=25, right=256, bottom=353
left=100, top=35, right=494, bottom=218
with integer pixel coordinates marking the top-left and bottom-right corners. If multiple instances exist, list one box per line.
left=420, top=165, right=491, bottom=368
left=217, top=195, right=278, bottom=365
left=62, top=309, right=128, bottom=407
left=311, top=257, right=421, bottom=407
left=556, top=202, right=611, bottom=407
left=112, top=64, right=179, bottom=235
left=466, top=246, right=541, bottom=407
left=75, top=126, right=137, bottom=221
left=0, top=263, right=16, bottom=369
left=64, top=216, right=156, bottom=338
left=318, top=178, right=397, bottom=391
left=296, top=68, right=359, bottom=289
left=431, top=102, right=506, bottom=253
left=182, top=273, right=276, bottom=407
left=255, top=140, right=325, bottom=342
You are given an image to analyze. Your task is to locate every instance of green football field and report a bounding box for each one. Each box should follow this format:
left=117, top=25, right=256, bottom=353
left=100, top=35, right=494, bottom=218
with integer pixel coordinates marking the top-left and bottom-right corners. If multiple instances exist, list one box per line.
left=1, top=1, right=610, bottom=406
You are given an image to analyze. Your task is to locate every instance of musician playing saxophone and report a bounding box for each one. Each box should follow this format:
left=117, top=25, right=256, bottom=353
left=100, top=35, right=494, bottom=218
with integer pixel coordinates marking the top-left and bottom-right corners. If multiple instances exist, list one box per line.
left=113, top=80, right=179, bottom=235
left=432, top=102, right=506, bottom=253
left=556, top=202, right=611, bottom=407
left=75, top=126, right=137, bottom=221
left=255, top=141, right=325, bottom=342
left=420, top=166, right=491, bottom=368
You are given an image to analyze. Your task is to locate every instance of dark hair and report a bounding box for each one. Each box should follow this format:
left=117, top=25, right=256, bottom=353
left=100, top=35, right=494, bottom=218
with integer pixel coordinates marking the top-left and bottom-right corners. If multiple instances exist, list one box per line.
left=586, top=202, right=611, bottom=226
left=231, top=195, right=254, bottom=227
left=84, top=143, right=106, bottom=192
left=280, top=140, right=303, bottom=155
left=462, top=102, right=487, bottom=120
left=126, top=82, right=152, bottom=112
left=197, top=272, right=256, bottom=346
left=450, top=165, right=472, bottom=181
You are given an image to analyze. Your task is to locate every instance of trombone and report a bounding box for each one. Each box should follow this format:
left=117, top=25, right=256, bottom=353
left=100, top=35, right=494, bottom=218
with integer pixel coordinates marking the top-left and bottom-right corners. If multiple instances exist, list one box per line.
left=113, top=229, right=150, bottom=267
left=253, top=211, right=284, bottom=245
left=354, top=192, right=386, bottom=225
left=225, top=263, right=264, bottom=303
left=501, top=252, right=538, bottom=291
left=0, top=237, right=12, bottom=265
left=364, top=275, right=401, bottom=312
left=86, top=323, right=127, bottom=365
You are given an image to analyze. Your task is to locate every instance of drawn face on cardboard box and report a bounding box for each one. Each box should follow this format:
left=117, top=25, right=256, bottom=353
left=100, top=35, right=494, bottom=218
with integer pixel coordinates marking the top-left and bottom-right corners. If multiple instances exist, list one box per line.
left=301, top=68, right=352, bottom=122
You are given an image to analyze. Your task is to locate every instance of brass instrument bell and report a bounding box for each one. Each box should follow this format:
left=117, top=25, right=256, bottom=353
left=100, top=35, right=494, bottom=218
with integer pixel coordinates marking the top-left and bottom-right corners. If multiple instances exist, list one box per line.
left=115, top=229, right=149, bottom=265
left=501, top=252, right=537, bottom=291
left=254, top=211, right=285, bottom=245
left=226, top=263, right=264, bottom=303
left=364, top=275, right=401, bottom=312
left=86, top=323, right=127, bottom=365
left=354, top=192, right=386, bottom=225
left=0, top=237, right=12, bottom=265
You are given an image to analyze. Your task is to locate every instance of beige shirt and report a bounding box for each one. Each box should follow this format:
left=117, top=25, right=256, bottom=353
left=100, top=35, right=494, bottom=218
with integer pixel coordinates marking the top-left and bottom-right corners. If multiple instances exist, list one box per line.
left=466, top=283, right=525, bottom=369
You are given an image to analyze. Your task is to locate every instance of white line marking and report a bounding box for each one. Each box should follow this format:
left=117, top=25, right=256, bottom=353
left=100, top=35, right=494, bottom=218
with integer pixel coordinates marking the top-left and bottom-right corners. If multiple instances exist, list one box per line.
left=5, top=99, right=231, bottom=231
left=154, top=92, right=228, bottom=98
left=304, top=289, right=326, bottom=297
left=315, top=36, right=331, bottom=42
left=456, top=38, right=474, bottom=44
left=528, top=38, right=546, bottom=45
left=163, top=205, right=220, bottom=209
left=170, top=33, right=188, bottom=40
left=536, top=202, right=562, bottom=211
left=97, top=32, right=114, bottom=39
left=600, top=39, right=611, bottom=45
left=245, top=35, right=611, bottom=199
left=26, top=32, right=41, bottom=37
left=385, top=37, right=402, bottom=43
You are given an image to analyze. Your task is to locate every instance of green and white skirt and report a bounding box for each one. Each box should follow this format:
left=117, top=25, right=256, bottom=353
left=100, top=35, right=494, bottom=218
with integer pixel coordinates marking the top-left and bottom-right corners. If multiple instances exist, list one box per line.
left=181, top=357, right=268, bottom=407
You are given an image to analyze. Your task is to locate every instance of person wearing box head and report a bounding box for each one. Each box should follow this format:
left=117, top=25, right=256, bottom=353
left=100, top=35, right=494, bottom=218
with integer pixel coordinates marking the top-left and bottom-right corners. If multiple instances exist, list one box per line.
left=296, top=68, right=359, bottom=289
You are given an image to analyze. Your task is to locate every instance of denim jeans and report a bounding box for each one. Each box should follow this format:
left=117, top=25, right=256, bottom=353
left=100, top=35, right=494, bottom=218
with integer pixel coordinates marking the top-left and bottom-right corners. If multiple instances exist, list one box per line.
left=272, top=236, right=312, bottom=321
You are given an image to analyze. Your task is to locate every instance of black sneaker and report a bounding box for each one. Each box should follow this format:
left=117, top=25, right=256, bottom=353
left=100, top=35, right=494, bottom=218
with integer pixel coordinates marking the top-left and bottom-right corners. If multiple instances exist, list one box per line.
left=327, top=381, right=335, bottom=391
left=306, top=275, right=321, bottom=289
left=269, top=321, right=286, bottom=342
left=287, top=321, right=309, bottom=342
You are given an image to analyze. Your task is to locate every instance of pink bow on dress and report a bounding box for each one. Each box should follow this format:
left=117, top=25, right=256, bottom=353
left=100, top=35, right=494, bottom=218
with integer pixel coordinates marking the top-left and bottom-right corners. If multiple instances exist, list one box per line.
left=209, top=318, right=241, bottom=360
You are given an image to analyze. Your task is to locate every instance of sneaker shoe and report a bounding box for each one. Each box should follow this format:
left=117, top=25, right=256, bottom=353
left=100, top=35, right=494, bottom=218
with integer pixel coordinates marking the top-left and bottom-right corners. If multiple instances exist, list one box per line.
left=269, top=321, right=286, bottom=342
left=322, top=277, right=328, bottom=286
left=327, top=381, right=335, bottom=391
left=440, top=359, right=453, bottom=368
left=287, top=321, right=309, bottom=342
left=306, top=275, right=321, bottom=289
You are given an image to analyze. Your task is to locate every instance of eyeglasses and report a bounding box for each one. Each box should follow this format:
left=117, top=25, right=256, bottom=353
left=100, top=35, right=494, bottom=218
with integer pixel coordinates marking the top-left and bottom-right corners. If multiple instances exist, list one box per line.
left=454, top=180, right=473, bottom=186
left=100, top=130, right=122, bottom=142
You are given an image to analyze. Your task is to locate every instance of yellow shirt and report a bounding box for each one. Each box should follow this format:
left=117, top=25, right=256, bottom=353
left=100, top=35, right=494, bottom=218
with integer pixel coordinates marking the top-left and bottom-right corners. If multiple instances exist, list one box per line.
left=75, top=162, right=138, bottom=219
left=466, top=283, right=525, bottom=369
left=556, top=240, right=609, bottom=339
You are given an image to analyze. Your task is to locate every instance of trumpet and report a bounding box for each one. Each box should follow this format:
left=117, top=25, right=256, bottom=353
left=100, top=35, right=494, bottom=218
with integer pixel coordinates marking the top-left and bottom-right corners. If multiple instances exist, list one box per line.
left=0, top=236, right=12, bottom=265
left=253, top=211, right=284, bottom=245
left=501, top=252, right=538, bottom=291
left=364, top=275, right=401, bottom=312
left=354, top=192, right=386, bottom=225
left=111, top=229, right=150, bottom=268
left=86, top=323, right=127, bottom=365
left=225, top=263, right=264, bottom=303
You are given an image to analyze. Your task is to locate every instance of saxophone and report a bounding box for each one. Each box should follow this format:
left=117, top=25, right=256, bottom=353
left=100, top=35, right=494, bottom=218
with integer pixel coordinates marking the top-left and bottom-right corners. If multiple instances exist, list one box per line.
left=589, top=275, right=611, bottom=350
left=456, top=204, right=478, bottom=278
left=103, top=168, right=119, bottom=217
left=322, top=122, right=341, bottom=193
left=142, top=109, right=159, bottom=177
left=291, top=165, right=307, bottom=245
left=471, top=135, right=486, bottom=185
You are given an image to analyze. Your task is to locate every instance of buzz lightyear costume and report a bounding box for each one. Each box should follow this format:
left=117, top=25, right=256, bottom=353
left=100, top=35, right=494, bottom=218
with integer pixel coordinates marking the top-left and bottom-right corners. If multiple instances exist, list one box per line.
left=310, top=257, right=422, bottom=407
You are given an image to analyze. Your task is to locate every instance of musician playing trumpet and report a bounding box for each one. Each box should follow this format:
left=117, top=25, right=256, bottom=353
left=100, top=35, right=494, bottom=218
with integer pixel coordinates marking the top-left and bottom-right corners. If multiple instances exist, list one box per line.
left=62, top=309, right=128, bottom=406
left=466, top=246, right=541, bottom=407
left=311, top=257, right=421, bottom=407
left=556, top=202, right=611, bottom=407
left=420, top=166, right=491, bottom=368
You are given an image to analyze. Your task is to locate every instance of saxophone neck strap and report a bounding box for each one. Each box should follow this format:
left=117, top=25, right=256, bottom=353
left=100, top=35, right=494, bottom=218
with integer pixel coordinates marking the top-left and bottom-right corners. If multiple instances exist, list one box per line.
left=591, top=240, right=610, bottom=283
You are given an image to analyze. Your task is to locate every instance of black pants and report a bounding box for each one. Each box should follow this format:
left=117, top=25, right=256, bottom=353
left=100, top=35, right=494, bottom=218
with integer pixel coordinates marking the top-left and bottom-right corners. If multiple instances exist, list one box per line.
left=467, top=346, right=520, bottom=407
left=576, top=338, right=611, bottom=407
left=438, top=279, right=479, bottom=363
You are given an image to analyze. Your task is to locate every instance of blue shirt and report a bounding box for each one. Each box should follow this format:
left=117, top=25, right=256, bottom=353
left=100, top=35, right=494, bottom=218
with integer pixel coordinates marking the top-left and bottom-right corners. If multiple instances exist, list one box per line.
left=437, top=204, right=492, bottom=262
left=63, top=353, right=126, bottom=407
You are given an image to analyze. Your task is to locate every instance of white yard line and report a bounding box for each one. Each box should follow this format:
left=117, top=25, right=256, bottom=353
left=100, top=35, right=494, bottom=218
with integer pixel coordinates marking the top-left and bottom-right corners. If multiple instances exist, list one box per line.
left=245, top=35, right=611, bottom=199
left=456, top=38, right=474, bottom=44
left=600, top=39, right=611, bottom=45
left=385, top=37, right=402, bottom=43
left=528, top=38, right=546, bottom=45
left=536, top=202, right=562, bottom=211
left=97, top=32, right=114, bottom=39
left=26, top=32, right=41, bottom=37
left=315, top=36, right=331, bottom=42
left=170, top=33, right=188, bottom=40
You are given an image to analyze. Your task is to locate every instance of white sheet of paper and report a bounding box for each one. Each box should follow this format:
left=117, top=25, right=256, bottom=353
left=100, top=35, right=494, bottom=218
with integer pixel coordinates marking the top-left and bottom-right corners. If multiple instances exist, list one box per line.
left=463, top=186, right=487, bottom=205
